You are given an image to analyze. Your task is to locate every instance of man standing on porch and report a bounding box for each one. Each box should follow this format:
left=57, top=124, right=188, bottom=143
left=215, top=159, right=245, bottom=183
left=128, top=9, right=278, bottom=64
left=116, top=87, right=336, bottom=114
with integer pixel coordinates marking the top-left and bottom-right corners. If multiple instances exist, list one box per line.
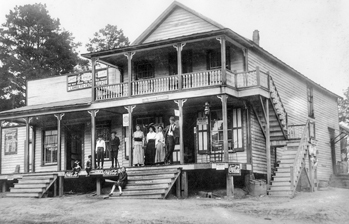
left=110, top=131, right=120, bottom=169
left=164, top=117, right=179, bottom=165
left=95, top=135, right=106, bottom=169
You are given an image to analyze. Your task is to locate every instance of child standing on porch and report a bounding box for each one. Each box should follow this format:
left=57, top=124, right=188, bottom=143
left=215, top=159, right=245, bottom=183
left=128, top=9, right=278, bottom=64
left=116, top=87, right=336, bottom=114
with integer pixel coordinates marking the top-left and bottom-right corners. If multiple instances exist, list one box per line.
left=95, top=135, right=106, bottom=169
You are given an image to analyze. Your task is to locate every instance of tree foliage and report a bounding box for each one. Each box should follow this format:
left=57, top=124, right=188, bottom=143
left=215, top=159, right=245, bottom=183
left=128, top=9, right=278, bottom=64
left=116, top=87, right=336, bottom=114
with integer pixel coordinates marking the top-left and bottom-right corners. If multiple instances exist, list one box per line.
left=0, top=3, right=85, bottom=111
left=86, top=24, right=130, bottom=52
left=339, top=87, right=349, bottom=124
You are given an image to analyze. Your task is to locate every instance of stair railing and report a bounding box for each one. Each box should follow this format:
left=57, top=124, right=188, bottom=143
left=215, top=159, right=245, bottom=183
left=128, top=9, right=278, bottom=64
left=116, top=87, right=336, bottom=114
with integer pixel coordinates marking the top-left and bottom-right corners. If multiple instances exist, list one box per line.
left=269, top=76, right=288, bottom=133
left=163, top=168, right=182, bottom=199
left=40, top=174, right=58, bottom=198
left=289, top=120, right=310, bottom=198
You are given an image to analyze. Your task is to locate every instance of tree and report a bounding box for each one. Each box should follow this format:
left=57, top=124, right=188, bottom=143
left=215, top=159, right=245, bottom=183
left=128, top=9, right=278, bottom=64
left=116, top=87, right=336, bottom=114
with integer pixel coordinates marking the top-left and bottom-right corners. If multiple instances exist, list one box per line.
left=86, top=24, right=130, bottom=52
left=0, top=3, right=86, bottom=111
left=339, top=87, right=349, bottom=124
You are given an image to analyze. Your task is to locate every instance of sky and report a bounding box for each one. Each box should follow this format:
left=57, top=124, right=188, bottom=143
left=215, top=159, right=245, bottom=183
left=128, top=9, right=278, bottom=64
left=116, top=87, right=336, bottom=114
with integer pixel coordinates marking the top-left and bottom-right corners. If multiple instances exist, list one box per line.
left=1, top=0, right=348, bottom=97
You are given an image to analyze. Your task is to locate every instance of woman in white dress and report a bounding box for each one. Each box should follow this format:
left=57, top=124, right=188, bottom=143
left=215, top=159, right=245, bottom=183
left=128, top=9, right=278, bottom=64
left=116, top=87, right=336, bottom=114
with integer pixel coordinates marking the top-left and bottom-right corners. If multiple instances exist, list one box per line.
left=155, top=126, right=166, bottom=164
left=133, top=124, right=144, bottom=166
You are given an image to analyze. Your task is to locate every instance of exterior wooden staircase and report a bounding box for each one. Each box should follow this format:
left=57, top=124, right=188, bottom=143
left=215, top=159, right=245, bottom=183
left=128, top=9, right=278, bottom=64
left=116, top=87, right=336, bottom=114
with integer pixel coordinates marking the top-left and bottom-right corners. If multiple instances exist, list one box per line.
left=7, top=172, right=58, bottom=198
left=329, top=174, right=349, bottom=189
left=109, top=166, right=181, bottom=199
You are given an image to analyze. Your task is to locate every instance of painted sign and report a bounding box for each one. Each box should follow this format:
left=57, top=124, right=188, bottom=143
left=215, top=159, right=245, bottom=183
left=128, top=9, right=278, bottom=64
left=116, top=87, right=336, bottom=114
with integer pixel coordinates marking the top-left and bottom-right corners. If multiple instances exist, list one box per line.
left=197, top=117, right=208, bottom=125
left=228, top=164, right=241, bottom=176
left=123, top=114, right=129, bottom=127
left=142, top=95, right=169, bottom=103
left=67, top=69, right=108, bottom=91
left=215, top=163, right=226, bottom=170
left=5, top=129, right=17, bottom=155
left=64, top=169, right=118, bottom=178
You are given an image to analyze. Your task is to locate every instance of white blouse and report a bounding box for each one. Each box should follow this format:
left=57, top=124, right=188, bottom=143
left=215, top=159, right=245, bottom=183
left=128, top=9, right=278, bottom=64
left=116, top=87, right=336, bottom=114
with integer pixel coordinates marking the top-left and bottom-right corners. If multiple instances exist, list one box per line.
left=147, top=132, right=157, bottom=142
left=95, top=139, right=106, bottom=152
left=155, top=132, right=165, bottom=145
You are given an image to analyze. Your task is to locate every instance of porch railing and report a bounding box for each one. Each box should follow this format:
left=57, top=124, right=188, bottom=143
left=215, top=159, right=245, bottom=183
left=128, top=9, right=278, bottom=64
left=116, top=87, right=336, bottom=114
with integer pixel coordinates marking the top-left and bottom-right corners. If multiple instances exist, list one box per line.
left=233, top=69, right=270, bottom=89
left=182, top=69, right=221, bottom=89
left=132, top=76, right=178, bottom=96
left=95, top=83, right=128, bottom=100
left=290, top=120, right=310, bottom=198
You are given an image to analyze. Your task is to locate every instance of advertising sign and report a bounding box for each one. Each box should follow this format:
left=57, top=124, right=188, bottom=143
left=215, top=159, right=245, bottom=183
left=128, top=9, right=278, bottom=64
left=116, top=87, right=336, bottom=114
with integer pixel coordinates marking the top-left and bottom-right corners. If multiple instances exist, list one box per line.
left=228, top=164, right=241, bottom=176
left=67, top=69, right=108, bottom=91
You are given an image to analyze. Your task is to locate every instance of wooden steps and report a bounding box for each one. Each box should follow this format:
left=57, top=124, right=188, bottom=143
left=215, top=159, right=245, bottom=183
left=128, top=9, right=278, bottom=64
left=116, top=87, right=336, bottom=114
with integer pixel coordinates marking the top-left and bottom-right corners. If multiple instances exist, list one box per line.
left=7, top=173, right=57, bottom=198
left=109, top=167, right=181, bottom=199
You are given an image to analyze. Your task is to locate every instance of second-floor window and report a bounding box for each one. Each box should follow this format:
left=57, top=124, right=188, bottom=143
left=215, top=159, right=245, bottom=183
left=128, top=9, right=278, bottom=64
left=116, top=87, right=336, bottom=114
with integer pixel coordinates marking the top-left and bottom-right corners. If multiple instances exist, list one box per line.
left=135, top=60, right=154, bottom=80
left=307, top=85, right=314, bottom=118
left=207, top=47, right=230, bottom=70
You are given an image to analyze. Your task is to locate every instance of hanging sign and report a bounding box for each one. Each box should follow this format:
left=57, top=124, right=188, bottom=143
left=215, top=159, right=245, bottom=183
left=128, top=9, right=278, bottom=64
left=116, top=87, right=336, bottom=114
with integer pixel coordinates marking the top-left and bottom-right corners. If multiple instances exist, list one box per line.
left=123, top=114, right=129, bottom=127
left=174, top=109, right=180, bottom=117
left=228, top=164, right=241, bottom=176
left=67, top=69, right=108, bottom=91
left=197, top=117, right=208, bottom=125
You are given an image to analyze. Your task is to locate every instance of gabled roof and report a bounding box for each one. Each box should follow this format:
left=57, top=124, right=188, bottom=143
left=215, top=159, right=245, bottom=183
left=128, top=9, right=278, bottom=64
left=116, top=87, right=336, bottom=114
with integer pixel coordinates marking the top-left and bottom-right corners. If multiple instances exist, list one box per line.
left=132, top=1, right=225, bottom=45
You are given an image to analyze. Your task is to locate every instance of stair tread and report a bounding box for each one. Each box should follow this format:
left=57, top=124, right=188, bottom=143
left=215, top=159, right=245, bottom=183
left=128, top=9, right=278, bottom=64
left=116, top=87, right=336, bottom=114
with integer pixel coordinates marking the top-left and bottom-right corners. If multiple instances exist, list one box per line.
left=6, top=192, right=40, bottom=197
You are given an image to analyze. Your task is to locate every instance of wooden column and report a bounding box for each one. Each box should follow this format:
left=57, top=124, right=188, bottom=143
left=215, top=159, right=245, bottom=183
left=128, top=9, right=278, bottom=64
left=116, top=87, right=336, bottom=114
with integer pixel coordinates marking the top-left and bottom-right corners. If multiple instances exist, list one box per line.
left=23, top=117, right=32, bottom=173
left=31, top=126, right=35, bottom=172
left=265, top=98, right=271, bottom=185
left=88, top=110, right=98, bottom=169
left=218, top=95, right=229, bottom=162
left=226, top=171, right=234, bottom=197
left=181, top=171, right=188, bottom=198
left=220, top=36, right=227, bottom=86
left=125, top=52, right=135, bottom=97
left=175, top=99, right=186, bottom=165
left=91, top=57, right=97, bottom=101
left=54, top=179, right=57, bottom=197
left=2, top=181, right=6, bottom=192
left=54, top=114, right=64, bottom=171
left=0, top=121, right=3, bottom=174
left=174, top=43, right=185, bottom=90
left=58, top=176, right=64, bottom=197
left=96, top=176, right=101, bottom=196
left=125, top=106, right=136, bottom=167
left=176, top=173, right=181, bottom=198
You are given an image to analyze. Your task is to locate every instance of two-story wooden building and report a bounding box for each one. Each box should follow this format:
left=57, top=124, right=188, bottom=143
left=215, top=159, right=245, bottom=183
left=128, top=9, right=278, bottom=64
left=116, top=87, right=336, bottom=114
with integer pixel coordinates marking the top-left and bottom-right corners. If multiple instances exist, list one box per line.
left=0, top=1, right=341, bottom=198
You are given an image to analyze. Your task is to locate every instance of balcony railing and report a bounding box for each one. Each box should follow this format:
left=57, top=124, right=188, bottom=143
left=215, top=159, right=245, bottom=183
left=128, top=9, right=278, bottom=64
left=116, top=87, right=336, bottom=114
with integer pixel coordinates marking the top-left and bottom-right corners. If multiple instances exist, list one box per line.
left=94, top=68, right=270, bottom=101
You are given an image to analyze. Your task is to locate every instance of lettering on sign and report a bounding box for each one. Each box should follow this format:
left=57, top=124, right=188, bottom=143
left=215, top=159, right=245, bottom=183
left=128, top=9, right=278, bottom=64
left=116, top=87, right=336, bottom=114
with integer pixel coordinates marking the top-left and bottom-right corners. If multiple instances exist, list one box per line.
left=67, top=69, right=108, bottom=91
left=197, top=117, right=208, bottom=125
left=215, top=163, right=226, bottom=170
left=228, top=164, right=241, bottom=176
left=142, top=95, right=169, bottom=103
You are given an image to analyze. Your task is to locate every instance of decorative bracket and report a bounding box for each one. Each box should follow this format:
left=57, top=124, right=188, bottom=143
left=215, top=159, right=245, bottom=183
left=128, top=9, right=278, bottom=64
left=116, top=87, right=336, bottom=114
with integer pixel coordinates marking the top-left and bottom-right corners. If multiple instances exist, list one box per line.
left=173, top=42, right=186, bottom=52
left=216, top=37, right=222, bottom=44
left=22, top=117, right=33, bottom=124
left=174, top=99, right=187, bottom=107
left=124, top=52, right=136, bottom=60
left=0, top=120, right=4, bottom=127
left=88, top=110, right=99, bottom=118
left=217, top=95, right=228, bottom=103
left=124, top=105, right=136, bottom=114
left=54, top=113, right=65, bottom=121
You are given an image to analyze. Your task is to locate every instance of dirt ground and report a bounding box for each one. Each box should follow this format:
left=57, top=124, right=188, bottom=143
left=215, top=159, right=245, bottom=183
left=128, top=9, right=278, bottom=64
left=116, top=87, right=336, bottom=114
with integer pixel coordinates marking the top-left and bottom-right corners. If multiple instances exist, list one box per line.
left=0, top=187, right=348, bottom=224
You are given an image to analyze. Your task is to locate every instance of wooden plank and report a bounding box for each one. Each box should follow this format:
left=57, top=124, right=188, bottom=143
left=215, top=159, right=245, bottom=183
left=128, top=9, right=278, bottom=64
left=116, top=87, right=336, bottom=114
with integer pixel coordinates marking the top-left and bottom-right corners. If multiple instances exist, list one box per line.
left=178, top=99, right=184, bottom=165
left=177, top=43, right=182, bottom=90
left=221, top=36, right=227, bottom=86
left=54, top=179, right=57, bottom=197
left=265, top=98, right=271, bottom=185
left=128, top=106, right=133, bottom=167
left=90, top=111, right=96, bottom=169
left=176, top=172, right=181, bottom=198
left=181, top=171, right=188, bottom=198
left=24, top=118, right=30, bottom=173
left=58, top=176, right=64, bottom=197
left=226, top=171, right=234, bottom=197
left=96, top=176, right=101, bottom=196
left=221, top=95, right=229, bottom=162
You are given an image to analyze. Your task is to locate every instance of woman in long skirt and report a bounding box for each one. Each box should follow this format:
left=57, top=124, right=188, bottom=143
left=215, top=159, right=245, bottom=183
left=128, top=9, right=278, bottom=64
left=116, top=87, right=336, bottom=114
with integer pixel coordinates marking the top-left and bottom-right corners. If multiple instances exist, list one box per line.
left=155, top=126, right=166, bottom=164
left=145, top=126, right=156, bottom=165
left=133, top=125, right=144, bottom=166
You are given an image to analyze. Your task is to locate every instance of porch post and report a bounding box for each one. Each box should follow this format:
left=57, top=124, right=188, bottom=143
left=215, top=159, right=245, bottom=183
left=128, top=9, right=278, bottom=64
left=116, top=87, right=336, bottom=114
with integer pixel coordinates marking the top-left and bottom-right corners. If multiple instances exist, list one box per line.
left=0, top=121, right=3, bottom=174
left=220, top=36, right=227, bottom=86
left=23, top=117, right=32, bottom=173
left=91, top=57, right=97, bottom=101
left=59, top=176, right=64, bottom=197
left=54, top=114, right=64, bottom=171
left=125, top=52, right=135, bottom=97
left=174, top=43, right=185, bottom=90
left=2, top=181, right=6, bottom=192
left=175, top=99, right=187, bottom=165
left=226, top=171, right=234, bottom=197
left=265, top=98, right=271, bottom=185
left=181, top=171, right=188, bottom=198
left=89, top=110, right=99, bottom=169
left=218, top=95, right=229, bottom=162
left=125, top=106, right=136, bottom=167
left=31, top=126, right=35, bottom=172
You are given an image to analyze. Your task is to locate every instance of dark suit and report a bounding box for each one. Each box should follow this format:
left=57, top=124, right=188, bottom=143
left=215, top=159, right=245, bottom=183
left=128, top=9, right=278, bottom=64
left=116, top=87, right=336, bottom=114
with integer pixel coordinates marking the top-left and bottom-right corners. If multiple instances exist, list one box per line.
left=164, top=124, right=179, bottom=163
left=110, top=137, right=120, bottom=168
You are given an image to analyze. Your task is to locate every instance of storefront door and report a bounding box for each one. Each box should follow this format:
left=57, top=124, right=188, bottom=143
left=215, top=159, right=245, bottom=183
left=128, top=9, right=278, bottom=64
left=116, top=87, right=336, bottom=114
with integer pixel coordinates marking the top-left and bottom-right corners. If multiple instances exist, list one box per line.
left=66, top=125, right=84, bottom=170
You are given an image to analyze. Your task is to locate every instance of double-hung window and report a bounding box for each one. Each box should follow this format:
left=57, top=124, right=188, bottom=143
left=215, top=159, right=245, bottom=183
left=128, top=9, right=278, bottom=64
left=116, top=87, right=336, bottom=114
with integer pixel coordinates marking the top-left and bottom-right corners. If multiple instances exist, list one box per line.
left=307, top=85, right=314, bottom=118
left=43, top=130, right=58, bottom=164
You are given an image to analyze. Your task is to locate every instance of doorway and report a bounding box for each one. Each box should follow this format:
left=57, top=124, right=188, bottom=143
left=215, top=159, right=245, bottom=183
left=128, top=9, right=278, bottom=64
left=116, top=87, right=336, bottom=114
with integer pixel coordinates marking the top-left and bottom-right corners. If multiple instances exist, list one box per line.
left=66, top=125, right=84, bottom=170
left=329, top=128, right=336, bottom=174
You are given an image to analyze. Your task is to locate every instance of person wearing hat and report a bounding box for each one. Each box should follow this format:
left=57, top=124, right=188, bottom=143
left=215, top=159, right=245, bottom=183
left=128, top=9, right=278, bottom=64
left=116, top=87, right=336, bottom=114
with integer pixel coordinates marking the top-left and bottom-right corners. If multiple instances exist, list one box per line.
left=164, top=116, right=179, bottom=164
left=95, top=134, right=106, bottom=169
left=109, top=131, right=120, bottom=169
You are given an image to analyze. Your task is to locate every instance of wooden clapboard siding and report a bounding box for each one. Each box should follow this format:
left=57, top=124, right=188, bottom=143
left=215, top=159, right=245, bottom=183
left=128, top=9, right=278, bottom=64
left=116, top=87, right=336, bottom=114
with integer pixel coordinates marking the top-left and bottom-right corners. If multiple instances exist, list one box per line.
left=230, top=47, right=245, bottom=72
left=248, top=50, right=340, bottom=180
left=1, top=127, right=25, bottom=174
left=84, top=126, right=92, bottom=167
left=251, top=109, right=267, bottom=174
left=27, top=76, right=91, bottom=106
left=143, top=7, right=219, bottom=44
left=312, top=88, right=340, bottom=180
left=34, top=127, right=65, bottom=172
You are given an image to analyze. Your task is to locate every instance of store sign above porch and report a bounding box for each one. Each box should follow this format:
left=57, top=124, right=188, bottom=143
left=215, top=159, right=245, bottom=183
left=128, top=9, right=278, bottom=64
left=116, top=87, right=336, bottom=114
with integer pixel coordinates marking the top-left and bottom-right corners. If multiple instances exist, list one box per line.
left=67, top=69, right=108, bottom=91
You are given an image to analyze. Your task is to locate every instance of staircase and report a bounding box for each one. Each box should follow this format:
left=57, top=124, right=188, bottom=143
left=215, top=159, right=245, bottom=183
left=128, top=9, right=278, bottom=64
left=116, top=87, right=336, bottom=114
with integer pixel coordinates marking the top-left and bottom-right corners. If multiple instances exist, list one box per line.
left=329, top=174, right=349, bottom=189
left=109, top=166, right=181, bottom=199
left=7, top=172, right=58, bottom=198
left=268, top=141, right=300, bottom=197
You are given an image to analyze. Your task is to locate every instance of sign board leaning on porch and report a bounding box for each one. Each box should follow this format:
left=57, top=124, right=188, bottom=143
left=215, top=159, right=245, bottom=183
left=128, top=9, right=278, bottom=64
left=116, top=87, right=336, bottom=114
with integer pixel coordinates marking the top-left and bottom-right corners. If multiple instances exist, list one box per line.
left=228, top=164, right=241, bottom=176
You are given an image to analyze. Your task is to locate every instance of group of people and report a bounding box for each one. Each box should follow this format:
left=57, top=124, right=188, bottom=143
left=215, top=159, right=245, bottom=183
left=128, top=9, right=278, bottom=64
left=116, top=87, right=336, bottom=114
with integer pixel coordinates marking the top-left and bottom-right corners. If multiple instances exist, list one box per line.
left=95, top=131, right=120, bottom=169
left=133, top=116, right=179, bottom=166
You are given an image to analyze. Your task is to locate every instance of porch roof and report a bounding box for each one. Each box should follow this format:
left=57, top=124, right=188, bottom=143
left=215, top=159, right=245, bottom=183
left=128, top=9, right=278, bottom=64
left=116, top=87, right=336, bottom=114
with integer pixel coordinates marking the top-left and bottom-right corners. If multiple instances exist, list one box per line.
left=0, top=98, right=91, bottom=119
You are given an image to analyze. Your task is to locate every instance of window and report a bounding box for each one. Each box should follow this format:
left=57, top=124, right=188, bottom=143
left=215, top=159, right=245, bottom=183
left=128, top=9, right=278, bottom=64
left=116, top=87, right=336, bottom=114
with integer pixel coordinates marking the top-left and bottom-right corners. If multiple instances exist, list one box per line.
left=232, top=108, right=243, bottom=152
left=5, top=129, right=17, bottom=155
left=197, top=112, right=209, bottom=154
left=210, top=110, right=232, bottom=152
left=135, top=60, right=154, bottom=80
left=168, top=50, right=193, bottom=75
left=43, top=130, right=58, bottom=164
left=96, top=121, right=111, bottom=160
left=207, top=47, right=230, bottom=70
left=307, top=85, right=314, bottom=118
